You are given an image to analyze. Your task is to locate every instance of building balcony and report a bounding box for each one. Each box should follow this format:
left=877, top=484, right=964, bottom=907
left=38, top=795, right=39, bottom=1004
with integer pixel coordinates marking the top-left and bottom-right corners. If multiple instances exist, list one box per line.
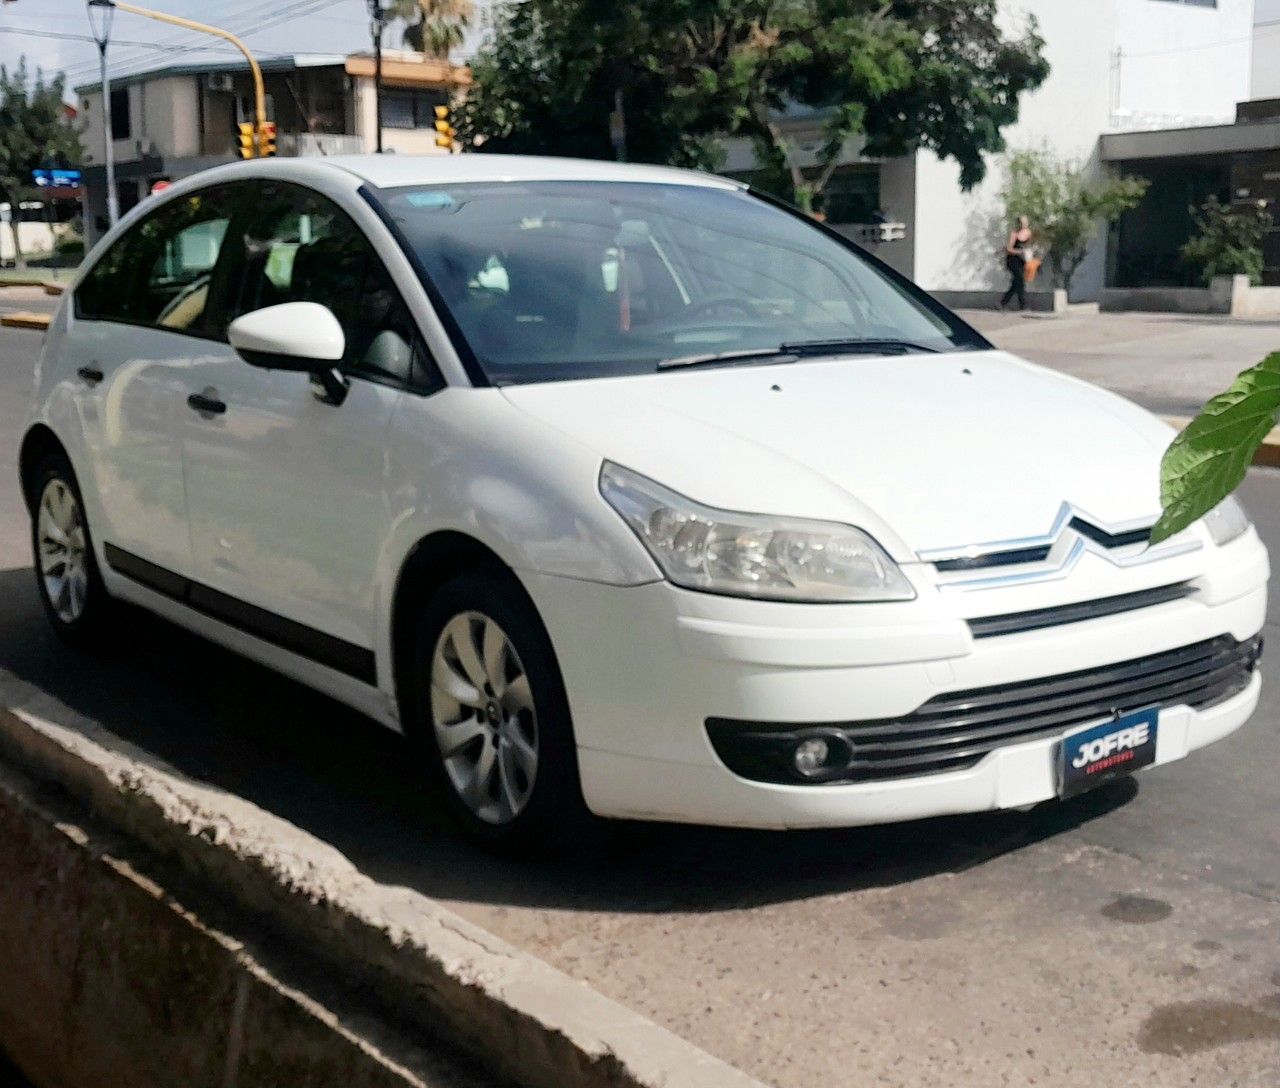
left=275, top=132, right=367, bottom=157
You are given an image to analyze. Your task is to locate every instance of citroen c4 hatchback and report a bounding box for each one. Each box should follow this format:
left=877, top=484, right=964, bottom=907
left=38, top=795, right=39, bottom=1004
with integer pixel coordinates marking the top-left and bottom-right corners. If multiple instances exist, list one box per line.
left=19, top=155, right=1268, bottom=848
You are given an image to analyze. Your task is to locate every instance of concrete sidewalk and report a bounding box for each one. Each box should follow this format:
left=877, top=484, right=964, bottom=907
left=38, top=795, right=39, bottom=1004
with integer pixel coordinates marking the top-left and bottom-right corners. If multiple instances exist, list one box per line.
left=963, top=308, right=1280, bottom=416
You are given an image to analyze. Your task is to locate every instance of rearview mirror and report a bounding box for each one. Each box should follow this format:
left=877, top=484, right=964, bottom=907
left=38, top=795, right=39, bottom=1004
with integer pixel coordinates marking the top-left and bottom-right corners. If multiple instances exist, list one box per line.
left=227, top=302, right=345, bottom=372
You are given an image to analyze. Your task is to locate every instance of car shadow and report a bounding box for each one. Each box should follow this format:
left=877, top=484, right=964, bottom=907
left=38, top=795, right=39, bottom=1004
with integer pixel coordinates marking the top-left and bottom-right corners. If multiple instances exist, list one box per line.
left=0, top=565, right=1138, bottom=915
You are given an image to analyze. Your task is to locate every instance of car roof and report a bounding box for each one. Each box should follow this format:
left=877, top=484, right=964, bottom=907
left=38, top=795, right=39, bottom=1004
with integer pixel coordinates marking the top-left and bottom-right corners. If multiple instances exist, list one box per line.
left=314, top=153, right=744, bottom=191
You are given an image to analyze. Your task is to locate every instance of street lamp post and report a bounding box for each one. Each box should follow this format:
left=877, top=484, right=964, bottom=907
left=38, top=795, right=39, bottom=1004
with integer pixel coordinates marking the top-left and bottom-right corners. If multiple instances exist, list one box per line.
left=368, top=0, right=385, bottom=153
left=86, top=0, right=120, bottom=228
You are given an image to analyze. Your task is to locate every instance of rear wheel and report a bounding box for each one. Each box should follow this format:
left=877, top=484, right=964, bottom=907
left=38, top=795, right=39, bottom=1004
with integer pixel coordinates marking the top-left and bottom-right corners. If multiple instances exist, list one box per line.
left=30, top=454, right=111, bottom=646
left=408, top=569, right=587, bottom=851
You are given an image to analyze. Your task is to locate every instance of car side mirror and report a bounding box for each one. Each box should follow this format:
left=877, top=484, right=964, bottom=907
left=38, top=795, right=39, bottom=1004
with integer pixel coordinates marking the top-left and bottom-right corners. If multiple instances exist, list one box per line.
left=228, top=301, right=345, bottom=371
left=227, top=302, right=350, bottom=405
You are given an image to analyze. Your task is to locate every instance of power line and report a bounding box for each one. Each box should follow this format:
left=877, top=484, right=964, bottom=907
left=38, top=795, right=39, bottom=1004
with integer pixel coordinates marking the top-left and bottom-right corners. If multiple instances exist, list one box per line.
left=58, top=0, right=352, bottom=83
left=56, top=0, right=350, bottom=75
left=0, top=25, right=241, bottom=51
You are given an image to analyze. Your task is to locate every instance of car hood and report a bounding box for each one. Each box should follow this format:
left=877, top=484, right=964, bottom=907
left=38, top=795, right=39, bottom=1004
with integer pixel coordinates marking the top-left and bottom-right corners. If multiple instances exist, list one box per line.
left=499, top=350, right=1175, bottom=561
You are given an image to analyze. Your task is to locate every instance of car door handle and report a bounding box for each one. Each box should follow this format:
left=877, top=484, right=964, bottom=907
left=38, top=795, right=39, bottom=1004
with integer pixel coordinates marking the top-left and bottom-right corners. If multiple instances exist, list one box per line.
left=77, top=365, right=104, bottom=386
left=187, top=390, right=227, bottom=417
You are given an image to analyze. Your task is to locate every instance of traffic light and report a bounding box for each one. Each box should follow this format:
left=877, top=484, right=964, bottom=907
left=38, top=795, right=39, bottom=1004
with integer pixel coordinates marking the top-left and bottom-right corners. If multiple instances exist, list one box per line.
left=237, top=121, right=256, bottom=159
left=258, top=120, right=277, bottom=157
left=434, top=104, right=456, bottom=152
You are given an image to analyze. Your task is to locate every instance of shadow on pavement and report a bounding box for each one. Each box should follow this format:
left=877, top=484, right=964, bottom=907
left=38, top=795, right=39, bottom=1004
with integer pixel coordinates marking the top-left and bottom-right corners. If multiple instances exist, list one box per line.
left=0, top=565, right=1136, bottom=915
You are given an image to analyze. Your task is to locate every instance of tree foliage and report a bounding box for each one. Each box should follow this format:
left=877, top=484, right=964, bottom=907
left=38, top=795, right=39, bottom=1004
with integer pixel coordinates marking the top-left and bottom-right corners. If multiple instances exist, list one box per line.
left=1001, top=146, right=1148, bottom=294
left=387, top=0, right=474, bottom=59
left=1180, top=196, right=1273, bottom=287
left=0, top=60, right=80, bottom=267
left=1152, top=352, right=1280, bottom=544
left=460, top=0, right=1049, bottom=208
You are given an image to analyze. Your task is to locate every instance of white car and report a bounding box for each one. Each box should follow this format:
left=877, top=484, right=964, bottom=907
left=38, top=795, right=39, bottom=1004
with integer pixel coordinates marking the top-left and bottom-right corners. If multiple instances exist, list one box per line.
left=19, top=155, right=1268, bottom=848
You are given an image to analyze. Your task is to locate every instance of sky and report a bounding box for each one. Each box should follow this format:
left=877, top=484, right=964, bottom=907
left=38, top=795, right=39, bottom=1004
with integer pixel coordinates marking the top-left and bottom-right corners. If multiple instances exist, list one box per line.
left=0, top=0, right=491, bottom=96
left=2, top=0, right=1277, bottom=99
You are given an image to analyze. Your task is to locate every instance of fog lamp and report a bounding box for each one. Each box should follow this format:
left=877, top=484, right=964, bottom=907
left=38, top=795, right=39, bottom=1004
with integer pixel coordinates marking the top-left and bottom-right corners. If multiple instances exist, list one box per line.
left=793, top=737, right=831, bottom=778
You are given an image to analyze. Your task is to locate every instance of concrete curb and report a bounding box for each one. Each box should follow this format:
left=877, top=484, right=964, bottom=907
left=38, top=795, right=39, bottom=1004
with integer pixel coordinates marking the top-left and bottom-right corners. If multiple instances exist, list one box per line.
left=0, top=312, right=50, bottom=330
left=0, top=757, right=494, bottom=1088
left=0, top=691, right=769, bottom=1088
left=0, top=276, right=60, bottom=289
left=1162, top=416, right=1280, bottom=469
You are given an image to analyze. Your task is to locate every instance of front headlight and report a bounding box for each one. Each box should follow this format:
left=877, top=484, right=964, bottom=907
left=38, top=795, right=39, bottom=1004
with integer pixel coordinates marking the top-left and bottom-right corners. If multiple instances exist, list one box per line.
left=1204, top=495, right=1251, bottom=546
left=599, top=462, right=915, bottom=603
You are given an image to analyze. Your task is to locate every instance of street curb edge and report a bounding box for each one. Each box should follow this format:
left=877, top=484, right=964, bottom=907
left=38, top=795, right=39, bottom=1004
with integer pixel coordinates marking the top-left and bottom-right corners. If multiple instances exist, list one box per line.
left=0, top=692, right=770, bottom=1088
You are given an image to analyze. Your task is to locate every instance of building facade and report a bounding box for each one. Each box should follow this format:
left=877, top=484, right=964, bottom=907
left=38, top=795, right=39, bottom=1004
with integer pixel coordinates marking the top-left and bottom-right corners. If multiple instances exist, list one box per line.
left=76, top=51, right=468, bottom=242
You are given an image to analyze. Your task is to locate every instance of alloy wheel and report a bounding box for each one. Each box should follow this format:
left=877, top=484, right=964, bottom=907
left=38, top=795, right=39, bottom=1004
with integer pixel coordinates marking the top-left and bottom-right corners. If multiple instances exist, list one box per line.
left=430, top=611, right=539, bottom=825
left=37, top=478, right=89, bottom=625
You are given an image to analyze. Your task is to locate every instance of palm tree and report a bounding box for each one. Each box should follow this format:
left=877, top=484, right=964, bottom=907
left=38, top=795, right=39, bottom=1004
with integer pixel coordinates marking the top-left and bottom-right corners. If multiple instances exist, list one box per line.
left=387, top=0, right=474, bottom=59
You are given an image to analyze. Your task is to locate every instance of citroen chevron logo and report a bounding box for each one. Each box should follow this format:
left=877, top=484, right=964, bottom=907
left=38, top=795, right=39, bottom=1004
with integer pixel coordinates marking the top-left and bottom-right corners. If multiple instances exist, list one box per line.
left=921, top=502, right=1202, bottom=590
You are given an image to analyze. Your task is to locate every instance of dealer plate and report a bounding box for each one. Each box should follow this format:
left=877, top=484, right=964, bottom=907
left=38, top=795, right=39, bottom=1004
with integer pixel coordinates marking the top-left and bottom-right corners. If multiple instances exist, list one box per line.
left=1057, top=707, right=1159, bottom=799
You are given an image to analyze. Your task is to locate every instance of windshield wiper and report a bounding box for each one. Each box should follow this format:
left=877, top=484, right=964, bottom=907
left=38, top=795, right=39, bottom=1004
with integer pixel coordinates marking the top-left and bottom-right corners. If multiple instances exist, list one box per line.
left=779, top=337, right=943, bottom=356
left=656, top=347, right=800, bottom=371
left=657, top=338, right=948, bottom=371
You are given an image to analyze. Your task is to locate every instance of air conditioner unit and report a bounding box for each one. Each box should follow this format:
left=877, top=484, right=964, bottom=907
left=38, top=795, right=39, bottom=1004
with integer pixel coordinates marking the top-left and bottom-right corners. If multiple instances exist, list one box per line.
left=206, top=73, right=234, bottom=93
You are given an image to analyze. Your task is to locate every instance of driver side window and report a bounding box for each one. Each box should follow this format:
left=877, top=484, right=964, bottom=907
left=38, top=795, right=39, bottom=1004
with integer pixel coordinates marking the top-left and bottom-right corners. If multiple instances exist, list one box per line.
left=230, top=181, right=437, bottom=390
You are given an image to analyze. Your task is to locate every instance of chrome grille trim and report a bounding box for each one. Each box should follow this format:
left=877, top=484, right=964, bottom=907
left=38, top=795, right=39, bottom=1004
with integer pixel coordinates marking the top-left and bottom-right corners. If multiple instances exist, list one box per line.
left=921, top=502, right=1200, bottom=589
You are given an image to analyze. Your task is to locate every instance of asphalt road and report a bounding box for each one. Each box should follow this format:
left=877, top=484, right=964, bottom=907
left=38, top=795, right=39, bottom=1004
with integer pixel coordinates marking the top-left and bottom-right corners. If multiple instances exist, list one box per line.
left=1, top=318, right=1279, bottom=1086
left=965, top=308, right=1280, bottom=417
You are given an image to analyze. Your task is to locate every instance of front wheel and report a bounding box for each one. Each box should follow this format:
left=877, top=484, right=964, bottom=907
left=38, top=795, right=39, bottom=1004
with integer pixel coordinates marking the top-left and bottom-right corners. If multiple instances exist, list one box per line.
left=30, top=454, right=111, bottom=646
left=408, top=570, right=587, bottom=851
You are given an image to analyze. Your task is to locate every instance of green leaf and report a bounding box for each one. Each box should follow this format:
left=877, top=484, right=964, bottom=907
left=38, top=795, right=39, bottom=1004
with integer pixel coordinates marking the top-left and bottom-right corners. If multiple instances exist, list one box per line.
left=1150, top=352, right=1280, bottom=544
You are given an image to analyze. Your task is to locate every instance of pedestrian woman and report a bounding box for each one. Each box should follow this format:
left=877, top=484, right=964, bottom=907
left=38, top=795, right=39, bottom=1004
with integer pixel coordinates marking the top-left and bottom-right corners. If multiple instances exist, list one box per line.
left=1000, top=215, right=1034, bottom=311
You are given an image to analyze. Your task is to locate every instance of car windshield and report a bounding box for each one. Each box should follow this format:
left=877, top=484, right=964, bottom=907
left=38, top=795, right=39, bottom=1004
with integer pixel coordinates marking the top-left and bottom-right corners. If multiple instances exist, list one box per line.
left=372, top=180, right=983, bottom=385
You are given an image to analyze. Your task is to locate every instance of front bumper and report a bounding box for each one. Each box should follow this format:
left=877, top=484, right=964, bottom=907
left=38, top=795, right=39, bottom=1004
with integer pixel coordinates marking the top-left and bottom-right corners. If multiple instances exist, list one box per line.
left=519, top=528, right=1269, bottom=829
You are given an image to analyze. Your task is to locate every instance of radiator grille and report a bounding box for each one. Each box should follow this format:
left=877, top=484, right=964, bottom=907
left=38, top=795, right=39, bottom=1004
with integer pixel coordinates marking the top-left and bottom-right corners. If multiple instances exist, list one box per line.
left=706, top=635, right=1262, bottom=785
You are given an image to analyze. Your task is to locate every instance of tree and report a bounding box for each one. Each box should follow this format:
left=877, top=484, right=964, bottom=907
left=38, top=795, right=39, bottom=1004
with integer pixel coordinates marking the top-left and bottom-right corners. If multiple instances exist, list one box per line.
left=460, top=1, right=1050, bottom=209
left=1180, top=196, right=1273, bottom=286
left=0, top=60, right=80, bottom=270
left=387, top=0, right=474, bottom=59
left=1001, top=146, right=1148, bottom=295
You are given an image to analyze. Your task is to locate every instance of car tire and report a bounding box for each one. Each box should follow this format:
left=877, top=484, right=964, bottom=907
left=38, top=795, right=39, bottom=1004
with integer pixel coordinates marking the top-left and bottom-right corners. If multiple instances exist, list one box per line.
left=29, top=452, right=112, bottom=647
left=407, top=568, right=590, bottom=852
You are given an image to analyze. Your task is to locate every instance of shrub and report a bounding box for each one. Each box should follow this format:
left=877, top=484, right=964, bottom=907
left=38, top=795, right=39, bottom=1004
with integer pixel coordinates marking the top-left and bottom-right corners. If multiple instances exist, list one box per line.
left=1180, top=196, right=1272, bottom=286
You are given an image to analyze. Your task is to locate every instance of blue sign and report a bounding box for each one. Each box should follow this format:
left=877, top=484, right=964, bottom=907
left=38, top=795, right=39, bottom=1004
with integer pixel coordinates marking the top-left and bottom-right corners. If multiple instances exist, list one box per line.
left=32, top=168, right=82, bottom=188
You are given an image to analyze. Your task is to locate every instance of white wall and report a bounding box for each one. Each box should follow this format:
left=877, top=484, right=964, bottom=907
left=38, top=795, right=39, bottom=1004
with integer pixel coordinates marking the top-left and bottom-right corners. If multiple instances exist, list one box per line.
left=911, top=0, right=1117, bottom=299
left=141, top=77, right=201, bottom=159
left=1252, top=18, right=1280, bottom=99
left=908, top=0, right=1254, bottom=301
left=80, top=77, right=202, bottom=163
left=0, top=220, right=66, bottom=263
left=1113, top=0, right=1254, bottom=129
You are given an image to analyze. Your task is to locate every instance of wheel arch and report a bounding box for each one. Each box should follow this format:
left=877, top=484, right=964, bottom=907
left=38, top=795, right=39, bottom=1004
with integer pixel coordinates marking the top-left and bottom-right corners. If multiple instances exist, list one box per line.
left=389, top=530, right=556, bottom=726
left=18, top=424, right=70, bottom=513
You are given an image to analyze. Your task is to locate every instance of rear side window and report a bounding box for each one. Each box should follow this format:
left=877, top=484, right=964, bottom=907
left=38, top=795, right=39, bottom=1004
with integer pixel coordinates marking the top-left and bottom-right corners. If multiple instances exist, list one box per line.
left=77, top=186, right=238, bottom=335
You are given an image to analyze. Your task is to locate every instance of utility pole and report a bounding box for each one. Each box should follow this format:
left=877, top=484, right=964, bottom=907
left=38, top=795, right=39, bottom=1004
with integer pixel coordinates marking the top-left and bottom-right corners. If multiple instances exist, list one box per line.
left=609, top=89, right=627, bottom=163
left=368, top=0, right=385, bottom=153
left=86, top=0, right=119, bottom=228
